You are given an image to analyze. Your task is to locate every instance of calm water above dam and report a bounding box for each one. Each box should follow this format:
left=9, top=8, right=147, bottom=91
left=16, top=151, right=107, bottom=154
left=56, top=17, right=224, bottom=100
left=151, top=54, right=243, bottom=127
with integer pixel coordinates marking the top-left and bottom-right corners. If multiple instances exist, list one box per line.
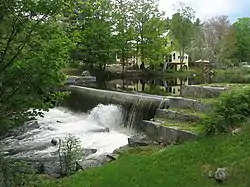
left=94, top=76, right=213, bottom=96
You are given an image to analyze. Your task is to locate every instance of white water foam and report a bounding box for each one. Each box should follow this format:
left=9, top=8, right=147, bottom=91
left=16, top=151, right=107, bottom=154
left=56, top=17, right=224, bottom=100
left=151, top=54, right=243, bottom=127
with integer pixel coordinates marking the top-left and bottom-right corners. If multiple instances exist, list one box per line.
left=3, top=104, right=132, bottom=159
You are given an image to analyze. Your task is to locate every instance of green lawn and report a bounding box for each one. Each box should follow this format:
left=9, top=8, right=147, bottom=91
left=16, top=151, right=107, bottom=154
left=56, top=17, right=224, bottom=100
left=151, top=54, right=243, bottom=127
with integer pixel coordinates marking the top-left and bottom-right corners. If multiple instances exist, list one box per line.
left=160, top=119, right=203, bottom=134
left=39, top=124, right=250, bottom=187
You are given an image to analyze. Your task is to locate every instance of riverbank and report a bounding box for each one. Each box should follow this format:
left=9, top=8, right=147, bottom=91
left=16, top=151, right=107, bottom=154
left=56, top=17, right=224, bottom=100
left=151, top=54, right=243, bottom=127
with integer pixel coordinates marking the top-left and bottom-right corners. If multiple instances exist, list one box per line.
left=39, top=122, right=250, bottom=187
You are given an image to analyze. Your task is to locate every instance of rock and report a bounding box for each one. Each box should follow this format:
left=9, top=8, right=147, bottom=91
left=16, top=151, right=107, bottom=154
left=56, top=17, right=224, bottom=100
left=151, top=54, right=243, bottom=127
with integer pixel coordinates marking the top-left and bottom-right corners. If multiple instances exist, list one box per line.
left=106, top=153, right=119, bottom=161
left=27, top=121, right=40, bottom=130
left=81, top=70, right=90, bottom=76
left=41, top=162, right=61, bottom=178
left=51, top=139, right=58, bottom=146
left=89, top=127, right=110, bottom=133
left=3, top=142, right=52, bottom=156
left=214, top=168, right=228, bottom=183
left=84, top=148, right=97, bottom=157
left=104, top=127, right=110, bottom=132
left=232, top=128, right=241, bottom=135
left=113, top=145, right=130, bottom=154
left=77, top=155, right=112, bottom=170
left=128, top=134, right=152, bottom=147
left=208, top=171, right=214, bottom=178
left=7, top=121, right=40, bottom=138
left=47, top=127, right=54, bottom=131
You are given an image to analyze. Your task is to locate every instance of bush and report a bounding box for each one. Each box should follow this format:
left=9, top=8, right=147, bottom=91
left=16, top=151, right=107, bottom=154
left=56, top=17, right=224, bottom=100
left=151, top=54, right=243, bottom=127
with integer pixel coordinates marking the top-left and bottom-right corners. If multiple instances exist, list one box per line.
left=58, top=134, right=83, bottom=177
left=214, top=67, right=250, bottom=83
left=203, top=87, right=250, bottom=134
left=0, top=152, right=38, bottom=187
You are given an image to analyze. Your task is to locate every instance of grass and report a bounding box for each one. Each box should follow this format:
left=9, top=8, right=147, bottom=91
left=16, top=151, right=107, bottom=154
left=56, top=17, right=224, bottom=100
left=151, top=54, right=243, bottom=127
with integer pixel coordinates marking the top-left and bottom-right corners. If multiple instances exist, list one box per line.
left=169, top=108, right=207, bottom=117
left=159, top=119, right=203, bottom=134
left=39, top=123, right=250, bottom=187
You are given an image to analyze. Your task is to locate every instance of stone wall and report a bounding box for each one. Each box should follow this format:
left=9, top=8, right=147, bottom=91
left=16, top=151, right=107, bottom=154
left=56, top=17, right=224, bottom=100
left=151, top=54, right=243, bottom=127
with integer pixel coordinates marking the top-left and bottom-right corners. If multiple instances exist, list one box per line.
left=167, top=96, right=212, bottom=113
left=141, top=120, right=197, bottom=144
left=181, top=85, right=228, bottom=98
left=155, top=109, right=201, bottom=122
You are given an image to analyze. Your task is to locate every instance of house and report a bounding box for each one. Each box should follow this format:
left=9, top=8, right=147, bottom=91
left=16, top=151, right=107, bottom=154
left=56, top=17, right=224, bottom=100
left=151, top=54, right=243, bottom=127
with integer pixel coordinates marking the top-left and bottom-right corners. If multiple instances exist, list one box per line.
left=170, top=50, right=189, bottom=70
left=164, top=39, right=189, bottom=71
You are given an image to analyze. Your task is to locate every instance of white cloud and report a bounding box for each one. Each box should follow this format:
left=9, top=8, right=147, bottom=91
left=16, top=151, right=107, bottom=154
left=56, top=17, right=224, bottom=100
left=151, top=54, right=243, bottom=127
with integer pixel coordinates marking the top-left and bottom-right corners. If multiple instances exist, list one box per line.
left=158, top=0, right=246, bottom=20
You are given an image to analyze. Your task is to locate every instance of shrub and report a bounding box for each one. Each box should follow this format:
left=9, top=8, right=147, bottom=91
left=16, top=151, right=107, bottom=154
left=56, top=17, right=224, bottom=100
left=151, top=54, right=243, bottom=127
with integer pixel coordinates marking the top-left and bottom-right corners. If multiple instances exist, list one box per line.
left=203, top=87, right=250, bottom=134
left=0, top=152, right=37, bottom=187
left=58, top=134, right=83, bottom=177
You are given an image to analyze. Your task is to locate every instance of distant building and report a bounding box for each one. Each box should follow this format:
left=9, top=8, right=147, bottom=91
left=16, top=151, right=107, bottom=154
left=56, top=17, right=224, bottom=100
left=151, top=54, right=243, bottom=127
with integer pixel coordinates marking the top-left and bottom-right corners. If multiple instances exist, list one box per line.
left=164, top=40, right=189, bottom=71
left=170, top=50, right=189, bottom=70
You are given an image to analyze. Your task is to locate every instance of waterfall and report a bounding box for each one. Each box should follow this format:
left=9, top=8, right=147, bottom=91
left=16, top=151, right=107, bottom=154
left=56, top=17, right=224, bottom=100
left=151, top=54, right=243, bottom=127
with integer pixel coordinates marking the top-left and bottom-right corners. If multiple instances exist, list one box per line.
left=64, top=86, right=168, bottom=130
left=1, top=104, right=132, bottom=160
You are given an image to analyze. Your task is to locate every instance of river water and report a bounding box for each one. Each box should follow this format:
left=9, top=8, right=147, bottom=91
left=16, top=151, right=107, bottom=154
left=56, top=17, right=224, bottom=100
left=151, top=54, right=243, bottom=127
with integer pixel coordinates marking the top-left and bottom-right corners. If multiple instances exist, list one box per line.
left=2, top=104, right=132, bottom=160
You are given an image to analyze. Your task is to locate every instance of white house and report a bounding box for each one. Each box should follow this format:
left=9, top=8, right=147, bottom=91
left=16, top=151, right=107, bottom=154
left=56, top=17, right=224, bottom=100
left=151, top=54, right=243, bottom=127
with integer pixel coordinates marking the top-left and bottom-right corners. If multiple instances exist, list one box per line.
left=170, top=50, right=189, bottom=71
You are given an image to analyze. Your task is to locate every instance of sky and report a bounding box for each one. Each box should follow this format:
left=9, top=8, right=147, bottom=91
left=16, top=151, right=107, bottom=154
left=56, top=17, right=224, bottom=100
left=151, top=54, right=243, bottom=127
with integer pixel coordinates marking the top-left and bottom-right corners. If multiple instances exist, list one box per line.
left=158, top=0, right=250, bottom=22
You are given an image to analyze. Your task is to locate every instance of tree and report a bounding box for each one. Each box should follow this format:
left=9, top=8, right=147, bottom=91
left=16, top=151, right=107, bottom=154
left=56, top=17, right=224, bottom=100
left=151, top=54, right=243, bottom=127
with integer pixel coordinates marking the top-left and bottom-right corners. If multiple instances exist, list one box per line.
left=187, top=18, right=207, bottom=62
left=170, top=3, right=195, bottom=70
left=70, top=0, right=116, bottom=71
left=203, top=16, right=237, bottom=67
left=111, top=0, right=135, bottom=71
left=0, top=0, right=75, bottom=131
left=58, top=134, right=83, bottom=177
left=233, top=17, right=250, bottom=63
left=131, top=0, right=168, bottom=67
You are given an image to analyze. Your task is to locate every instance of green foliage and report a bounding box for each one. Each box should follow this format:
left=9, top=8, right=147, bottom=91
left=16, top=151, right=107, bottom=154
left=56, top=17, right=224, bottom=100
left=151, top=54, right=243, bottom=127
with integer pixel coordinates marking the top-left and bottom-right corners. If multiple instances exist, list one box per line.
left=111, top=0, right=136, bottom=70
left=70, top=0, right=170, bottom=70
left=214, top=67, right=250, bottom=83
left=0, top=0, right=75, bottom=132
left=170, top=3, right=195, bottom=68
left=0, top=153, right=38, bottom=187
left=233, top=18, right=250, bottom=63
left=203, top=87, right=250, bottom=134
left=58, top=134, right=83, bottom=177
left=71, top=0, right=116, bottom=71
left=131, top=0, right=168, bottom=66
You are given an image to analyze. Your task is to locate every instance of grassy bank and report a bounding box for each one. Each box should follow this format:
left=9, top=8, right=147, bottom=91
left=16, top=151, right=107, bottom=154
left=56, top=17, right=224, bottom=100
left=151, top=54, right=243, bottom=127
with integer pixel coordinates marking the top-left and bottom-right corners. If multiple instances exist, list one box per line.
left=40, top=123, right=250, bottom=187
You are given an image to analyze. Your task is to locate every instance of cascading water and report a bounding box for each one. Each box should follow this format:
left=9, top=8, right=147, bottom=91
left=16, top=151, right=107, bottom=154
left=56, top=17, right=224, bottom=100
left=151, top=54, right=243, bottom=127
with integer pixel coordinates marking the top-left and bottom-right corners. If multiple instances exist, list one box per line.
left=1, top=104, right=132, bottom=161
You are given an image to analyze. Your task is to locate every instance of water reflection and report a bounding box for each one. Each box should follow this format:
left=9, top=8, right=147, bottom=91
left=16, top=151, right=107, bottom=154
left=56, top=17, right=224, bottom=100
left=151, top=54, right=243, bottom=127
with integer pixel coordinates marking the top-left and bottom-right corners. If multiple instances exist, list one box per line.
left=97, top=77, right=208, bottom=96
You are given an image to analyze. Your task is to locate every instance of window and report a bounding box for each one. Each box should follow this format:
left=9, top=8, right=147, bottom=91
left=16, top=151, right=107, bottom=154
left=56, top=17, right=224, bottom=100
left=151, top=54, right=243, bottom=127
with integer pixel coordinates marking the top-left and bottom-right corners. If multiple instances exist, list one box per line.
left=173, top=53, right=176, bottom=60
left=178, top=56, right=180, bottom=59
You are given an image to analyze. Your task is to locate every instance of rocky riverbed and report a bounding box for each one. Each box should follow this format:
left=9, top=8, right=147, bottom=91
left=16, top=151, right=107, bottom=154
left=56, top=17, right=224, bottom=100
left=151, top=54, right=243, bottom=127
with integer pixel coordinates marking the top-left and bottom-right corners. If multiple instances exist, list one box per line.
left=0, top=105, right=135, bottom=178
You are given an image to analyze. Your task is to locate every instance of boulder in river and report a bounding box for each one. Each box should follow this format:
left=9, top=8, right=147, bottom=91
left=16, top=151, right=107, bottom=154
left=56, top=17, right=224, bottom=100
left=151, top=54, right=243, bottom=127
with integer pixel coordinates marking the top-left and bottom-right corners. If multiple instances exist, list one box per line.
left=128, top=134, right=152, bottom=147
left=84, top=148, right=97, bottom=157
left=41, top=162, right=61, bottom=178
left=89, top=127, right=110, bottom=133
left=51, top=139, right=58, bottom=146
left=26, top=121, right=40, bottom=130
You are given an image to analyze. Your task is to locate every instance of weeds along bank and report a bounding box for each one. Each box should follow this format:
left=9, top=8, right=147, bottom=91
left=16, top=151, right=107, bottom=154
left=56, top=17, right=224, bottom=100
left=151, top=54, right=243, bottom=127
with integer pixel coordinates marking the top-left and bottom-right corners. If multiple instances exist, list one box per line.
left=202, top=85, right=250, bottom=134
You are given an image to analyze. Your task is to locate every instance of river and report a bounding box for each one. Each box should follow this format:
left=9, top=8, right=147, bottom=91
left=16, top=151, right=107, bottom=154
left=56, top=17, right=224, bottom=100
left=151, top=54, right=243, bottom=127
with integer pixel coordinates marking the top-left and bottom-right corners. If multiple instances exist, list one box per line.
left=2, top=104, right=132, bottom=161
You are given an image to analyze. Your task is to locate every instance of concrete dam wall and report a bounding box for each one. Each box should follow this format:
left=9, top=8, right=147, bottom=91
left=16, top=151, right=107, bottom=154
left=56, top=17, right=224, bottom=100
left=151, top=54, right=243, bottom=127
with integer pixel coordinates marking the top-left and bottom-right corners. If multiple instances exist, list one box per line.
left=62, top=86, right=170, bottom=129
